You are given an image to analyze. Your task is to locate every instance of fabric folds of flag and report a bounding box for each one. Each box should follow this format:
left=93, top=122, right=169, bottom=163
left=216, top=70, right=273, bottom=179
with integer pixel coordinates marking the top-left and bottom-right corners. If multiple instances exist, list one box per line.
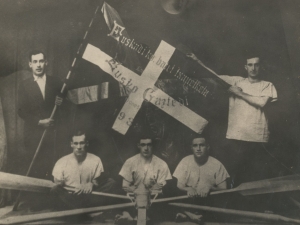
left=71, top=1, right=230, bottom=135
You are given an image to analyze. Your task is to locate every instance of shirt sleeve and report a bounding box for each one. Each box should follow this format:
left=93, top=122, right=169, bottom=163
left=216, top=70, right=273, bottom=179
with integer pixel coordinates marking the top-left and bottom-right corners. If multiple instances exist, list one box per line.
left=119, top=159, right=134, bottom=183
left=219, top=75, right=243, bottom=86
left=157, top=162, right=172, bottom=186
left=52, top=159, right=64, bottom=181
left=93, top=157, right=104, bottom=179
left=215, top=163, right=230, bottom=186
left=261, top=82, right=278, bottom=102
left=173, top=158, right=187, bottom=186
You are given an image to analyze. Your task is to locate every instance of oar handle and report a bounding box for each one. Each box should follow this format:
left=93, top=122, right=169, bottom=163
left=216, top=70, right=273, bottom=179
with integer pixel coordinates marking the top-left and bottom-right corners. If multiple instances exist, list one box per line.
left=64, top=187, right=129, bottom=200
left=152, top=195, right=187, bottom=203
left=152, top=189, right=236, bottom=203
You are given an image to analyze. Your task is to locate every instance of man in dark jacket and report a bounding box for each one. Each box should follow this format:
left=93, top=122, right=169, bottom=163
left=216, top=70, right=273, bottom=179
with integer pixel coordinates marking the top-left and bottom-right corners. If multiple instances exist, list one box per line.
left=18, top=50, right=63, bottom=180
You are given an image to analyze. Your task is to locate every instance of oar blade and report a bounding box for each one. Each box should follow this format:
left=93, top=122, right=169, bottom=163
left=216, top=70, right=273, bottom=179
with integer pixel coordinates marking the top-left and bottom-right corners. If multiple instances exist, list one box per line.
left=0, top=172, right=53, bottom=193
left=0, top=203, right=134, bottom=225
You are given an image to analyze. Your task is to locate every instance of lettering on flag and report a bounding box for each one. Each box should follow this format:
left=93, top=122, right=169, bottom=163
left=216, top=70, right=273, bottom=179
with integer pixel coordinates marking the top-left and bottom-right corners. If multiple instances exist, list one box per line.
left=111, top=41, right=175, bottom=134
left=107, top=21, right=125, bottom=41
left=82, top=43, right=208, bottom=134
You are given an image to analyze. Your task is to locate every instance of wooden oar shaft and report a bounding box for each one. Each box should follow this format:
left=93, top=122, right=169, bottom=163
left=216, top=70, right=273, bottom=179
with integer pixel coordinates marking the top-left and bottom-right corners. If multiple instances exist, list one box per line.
left=169, top=203, right=300, bottom=224
left=0, top=172, right=128, bottom=200
left=137, top=208, right=147, bottom=225
left=0, top=202, right=134, bottom=225
left=153, top=190, right=241, bottom=204
left=153, top=195, right=187, bottom=203
left=64, top=187, right=129, bottom=200
left=152, top=189, right=251, bottom=204
left=153, top=175, right=300, bottom=204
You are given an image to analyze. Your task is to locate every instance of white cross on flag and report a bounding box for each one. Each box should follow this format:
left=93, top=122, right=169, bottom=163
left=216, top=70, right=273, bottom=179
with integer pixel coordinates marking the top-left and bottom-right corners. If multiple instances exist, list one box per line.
left=72, top=2, right=228, bottom=135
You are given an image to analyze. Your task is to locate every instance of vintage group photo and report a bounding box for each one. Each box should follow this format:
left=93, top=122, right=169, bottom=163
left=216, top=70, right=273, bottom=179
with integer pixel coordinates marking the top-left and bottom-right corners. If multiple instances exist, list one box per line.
left=0, top=0, right=300, bottom=224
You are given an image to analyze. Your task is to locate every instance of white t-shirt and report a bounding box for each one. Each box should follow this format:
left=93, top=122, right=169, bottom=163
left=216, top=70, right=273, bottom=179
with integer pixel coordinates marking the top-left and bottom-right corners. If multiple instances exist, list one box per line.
left=52, top=153, right=104, bottom=187
left=173, top=155, right=229, bottom=191
left=221, top=76, right=277, bottom=142
left=119, top=154, right=172, bottom=191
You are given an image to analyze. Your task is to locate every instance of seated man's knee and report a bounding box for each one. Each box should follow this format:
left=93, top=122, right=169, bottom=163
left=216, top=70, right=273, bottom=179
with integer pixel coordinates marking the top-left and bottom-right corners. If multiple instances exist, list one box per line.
left=50, top=184, right=67, bottom=196
left=96, top=177, right=117, bottom=193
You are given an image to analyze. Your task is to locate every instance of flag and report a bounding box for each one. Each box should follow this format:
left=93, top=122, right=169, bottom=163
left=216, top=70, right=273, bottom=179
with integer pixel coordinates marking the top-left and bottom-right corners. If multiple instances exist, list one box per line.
left=67, top=82, right=112, bottom=104
left=66, top=1, right=232, bottom=171
left=70, top=1, right=230, bottom=137
left=68, top=1, right=144, bottom=100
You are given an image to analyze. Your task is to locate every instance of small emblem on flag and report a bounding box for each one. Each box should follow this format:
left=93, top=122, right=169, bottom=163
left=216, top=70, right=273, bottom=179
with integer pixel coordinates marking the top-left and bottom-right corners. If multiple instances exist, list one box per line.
left=107, top=20, right=125, bottom=41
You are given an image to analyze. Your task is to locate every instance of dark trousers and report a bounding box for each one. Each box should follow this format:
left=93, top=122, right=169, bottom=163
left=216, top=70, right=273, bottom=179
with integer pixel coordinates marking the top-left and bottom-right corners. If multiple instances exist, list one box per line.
left=214, top=139, right=280, bottom=187
left=21, top=128, right=57, bottom=180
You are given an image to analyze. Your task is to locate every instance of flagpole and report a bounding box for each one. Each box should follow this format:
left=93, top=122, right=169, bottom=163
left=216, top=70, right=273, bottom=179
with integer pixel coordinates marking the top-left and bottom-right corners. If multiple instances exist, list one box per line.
left=13, top=1, right=104, bottom=211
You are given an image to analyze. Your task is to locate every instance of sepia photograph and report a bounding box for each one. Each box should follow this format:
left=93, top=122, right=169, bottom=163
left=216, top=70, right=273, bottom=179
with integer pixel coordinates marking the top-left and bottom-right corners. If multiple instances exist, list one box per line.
left=0, top=0, right=299, bottom=224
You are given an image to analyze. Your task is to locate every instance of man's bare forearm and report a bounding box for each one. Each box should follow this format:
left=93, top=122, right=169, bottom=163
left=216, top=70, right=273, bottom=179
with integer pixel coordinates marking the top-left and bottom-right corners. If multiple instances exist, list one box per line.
left=236, top=92, right=270, bottom=108
left=177, top=183, right=192, bottom=193
left=92, top=179, right=98, bottom=188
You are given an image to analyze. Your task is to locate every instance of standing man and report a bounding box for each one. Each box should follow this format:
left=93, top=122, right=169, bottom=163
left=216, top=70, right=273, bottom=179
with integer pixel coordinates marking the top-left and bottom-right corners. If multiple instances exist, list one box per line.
left=173, top=135, right=229, bottom=224
left=188, top=53, right=278, bottom=185
left=51, top=130, right=116, bottom=209
left=115, top=135, right=172, bottom=224
left=221, top=56, right=277, bottom=143
left=18, top=50, right=63, bottom=180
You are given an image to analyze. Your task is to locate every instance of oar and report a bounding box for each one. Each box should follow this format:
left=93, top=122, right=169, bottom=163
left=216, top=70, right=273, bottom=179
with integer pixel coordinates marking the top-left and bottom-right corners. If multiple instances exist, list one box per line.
left=213, top=174, right=300, bottom=196
left=153, top=175, right=300, bottom=204
left=64, top=187, right=129, bottom=200
left=0, top=202, right=134, bottom=225
left=169, top=202, right=300, bottom=224
left=0, top=172, right=129, bottom=200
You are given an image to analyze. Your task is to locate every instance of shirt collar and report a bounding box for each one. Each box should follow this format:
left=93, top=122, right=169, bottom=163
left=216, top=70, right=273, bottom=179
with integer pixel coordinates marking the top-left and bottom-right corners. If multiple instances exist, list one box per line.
left=33, top=74, right=46, bottom=82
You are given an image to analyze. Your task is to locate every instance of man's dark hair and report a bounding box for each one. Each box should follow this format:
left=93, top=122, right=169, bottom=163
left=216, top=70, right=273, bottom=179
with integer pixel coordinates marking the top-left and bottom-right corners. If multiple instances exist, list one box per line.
left=28, top=50, right=46, bottom=62
left=70, top=129, right=87, bottom=141
left=189, top=134, right=208, bottom=145
left=244, top=50, right=262, bottom=63
left=137, top=134, right=155, bottom=143
left=136, top=134, right=157, bottom=154
left=245, top=55, right=261, bottom=63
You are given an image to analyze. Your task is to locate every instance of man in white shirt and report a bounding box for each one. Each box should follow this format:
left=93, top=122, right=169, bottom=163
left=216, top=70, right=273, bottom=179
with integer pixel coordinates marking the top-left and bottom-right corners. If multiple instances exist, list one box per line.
left=173, top=135, right=229, bottom=223
left=221, top=57, right=277, bottom=143
left=18, top=50, right=63, bottom=180
left=115, top=135, right=172, bottom=224
left=51, top=130, right=115, bottom=209
left=119, top=137, right=172, bottom=193
left=188, top=53, right=278, bottom=185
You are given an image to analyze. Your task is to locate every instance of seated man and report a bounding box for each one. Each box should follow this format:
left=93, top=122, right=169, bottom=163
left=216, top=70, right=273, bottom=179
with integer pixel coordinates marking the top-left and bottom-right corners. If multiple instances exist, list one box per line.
left=51, top=130, right=115, bottom=209
left=115, top=135, right=172, bottom=224
left=173, top=135, right=229, bottom=224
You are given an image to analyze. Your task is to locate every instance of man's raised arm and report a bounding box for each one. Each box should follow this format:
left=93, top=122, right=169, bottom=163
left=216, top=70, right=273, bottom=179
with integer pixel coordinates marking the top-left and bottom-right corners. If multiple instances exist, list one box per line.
left=228, top=86, right=270, bottom=108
